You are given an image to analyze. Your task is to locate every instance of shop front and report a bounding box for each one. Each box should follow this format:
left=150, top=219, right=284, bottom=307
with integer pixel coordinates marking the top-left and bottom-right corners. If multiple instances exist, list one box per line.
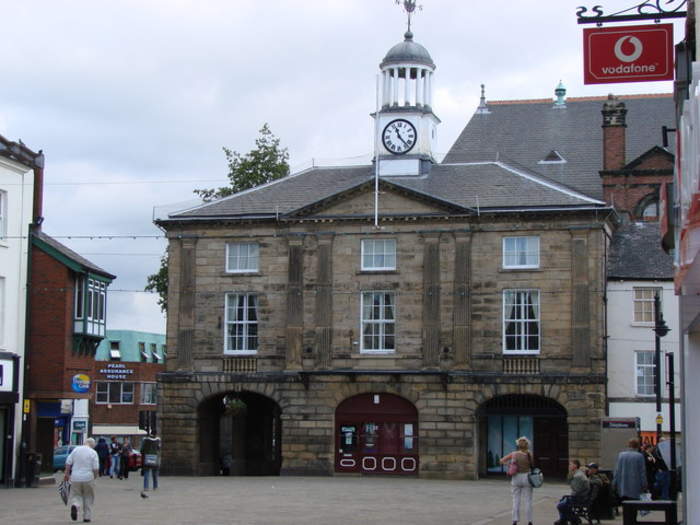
left=335, top=393, right=418, bottom=475
left=0, top=353, right=20, bottom=487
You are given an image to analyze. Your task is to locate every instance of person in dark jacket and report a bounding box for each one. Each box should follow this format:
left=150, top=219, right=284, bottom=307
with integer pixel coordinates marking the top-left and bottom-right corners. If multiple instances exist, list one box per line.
left=95, top=437, right=110, bottom=476
left=119, top=438, right=133, bottom=479
left=554, top=460, right=590, bottom=525
left=140, top=432, right=161, bottom=498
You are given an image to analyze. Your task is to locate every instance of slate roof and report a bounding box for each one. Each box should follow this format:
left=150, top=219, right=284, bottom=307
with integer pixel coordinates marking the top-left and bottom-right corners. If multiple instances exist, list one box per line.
left=33, top=230, right=116, bottom=279
left=443, top=94, right=675, bottom=200
left=166, top=161, right=606, bottom=221
left=607, top=222, right=673, bottom=280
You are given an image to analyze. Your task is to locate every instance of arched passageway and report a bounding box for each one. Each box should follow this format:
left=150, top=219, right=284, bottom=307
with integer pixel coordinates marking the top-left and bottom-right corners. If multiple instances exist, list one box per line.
left=335, top=393, right=418, bottom=475
left=197, top=391, right=281, bottom=476
left=477, top=394, right=568, bottom=478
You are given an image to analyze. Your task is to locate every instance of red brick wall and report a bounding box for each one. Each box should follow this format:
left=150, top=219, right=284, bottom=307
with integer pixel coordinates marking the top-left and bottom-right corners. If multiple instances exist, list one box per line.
left=89, top=360, right=165, bottom=427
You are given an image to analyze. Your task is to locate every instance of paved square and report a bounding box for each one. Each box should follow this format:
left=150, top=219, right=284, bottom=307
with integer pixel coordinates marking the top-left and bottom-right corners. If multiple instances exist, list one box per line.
left=0, top=475, right=673, bottom=525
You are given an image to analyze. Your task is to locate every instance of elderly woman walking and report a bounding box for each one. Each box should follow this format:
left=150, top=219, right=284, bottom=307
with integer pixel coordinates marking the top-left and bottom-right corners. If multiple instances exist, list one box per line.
left=500, top=436, right=534, bottom=525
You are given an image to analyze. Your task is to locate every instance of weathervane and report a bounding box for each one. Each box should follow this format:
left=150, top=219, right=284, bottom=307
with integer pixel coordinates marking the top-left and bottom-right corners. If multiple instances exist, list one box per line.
left=396, top=0, right=422, bottom=33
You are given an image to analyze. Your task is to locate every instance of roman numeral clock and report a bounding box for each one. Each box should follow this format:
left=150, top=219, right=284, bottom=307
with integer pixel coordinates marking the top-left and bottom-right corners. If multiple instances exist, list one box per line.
left=382, top=119, right=417, bottom=154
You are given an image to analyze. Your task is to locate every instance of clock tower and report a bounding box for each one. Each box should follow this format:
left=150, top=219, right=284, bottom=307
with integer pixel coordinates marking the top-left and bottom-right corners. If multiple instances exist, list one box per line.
left=375, top=10, right=439, bottom=177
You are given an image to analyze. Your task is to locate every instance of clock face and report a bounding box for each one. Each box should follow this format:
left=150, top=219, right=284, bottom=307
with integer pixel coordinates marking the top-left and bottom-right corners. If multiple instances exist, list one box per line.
left=382, top=119, right=417, bottom=155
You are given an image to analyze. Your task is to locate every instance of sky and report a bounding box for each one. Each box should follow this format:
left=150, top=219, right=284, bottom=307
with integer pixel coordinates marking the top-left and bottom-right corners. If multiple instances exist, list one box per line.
left=0, top=0, right=688, bottom=334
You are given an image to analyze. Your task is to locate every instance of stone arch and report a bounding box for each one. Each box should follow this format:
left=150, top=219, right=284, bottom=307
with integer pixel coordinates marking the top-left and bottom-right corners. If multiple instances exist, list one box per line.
left=196, top=388, right=282, bottom=476
left=634, top=192, right=659, bottom=219
left=475, top=393, right=568, bottom=478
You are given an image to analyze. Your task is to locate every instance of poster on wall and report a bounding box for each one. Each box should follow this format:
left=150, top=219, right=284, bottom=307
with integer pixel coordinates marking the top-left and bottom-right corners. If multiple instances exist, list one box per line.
left=0, top=359, right=13, bottom=392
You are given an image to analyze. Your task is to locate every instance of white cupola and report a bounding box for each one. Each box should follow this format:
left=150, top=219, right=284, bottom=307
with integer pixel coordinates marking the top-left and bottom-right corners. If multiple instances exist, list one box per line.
left=374, top=27, right=440, bottom=177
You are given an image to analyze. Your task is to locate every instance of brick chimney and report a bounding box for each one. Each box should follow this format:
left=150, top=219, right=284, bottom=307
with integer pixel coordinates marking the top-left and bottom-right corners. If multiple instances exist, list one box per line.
left=602, top=94, right=627, bottom=170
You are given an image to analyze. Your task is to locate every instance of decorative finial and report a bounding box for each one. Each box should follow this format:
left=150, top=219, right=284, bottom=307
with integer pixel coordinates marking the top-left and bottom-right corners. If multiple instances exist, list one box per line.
left=396, top=0, right=422, bottom=33
left=553, top=80, right=567, bottom=108
left=476, top=83, right=490, bottom=114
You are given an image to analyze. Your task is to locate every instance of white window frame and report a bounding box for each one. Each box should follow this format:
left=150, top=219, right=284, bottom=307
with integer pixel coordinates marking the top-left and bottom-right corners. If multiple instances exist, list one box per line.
left=225, top=242, right=259, bottom=273
left=0, top=191, right=6, bottom=240
left=502, top=289, right=540, bottom=354
left=361, top=239, right=397, bottom=271
left=633, top=287, right=661, bottom=324
left=635, top=350, right=657, bottom=397
left=502, top=236, right=540, bottom=269
left=95, top=381, right=134, bottom=404
left=360, top=291, right=396, bottom=353
left=224, top=293, right=258, bottom=354
left=141, top=382, right=157, bottom=405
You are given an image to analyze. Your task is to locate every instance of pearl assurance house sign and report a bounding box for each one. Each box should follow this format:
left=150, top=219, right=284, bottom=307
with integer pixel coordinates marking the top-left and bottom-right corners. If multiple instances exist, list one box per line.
left=583, top=23, right=674, bottom=84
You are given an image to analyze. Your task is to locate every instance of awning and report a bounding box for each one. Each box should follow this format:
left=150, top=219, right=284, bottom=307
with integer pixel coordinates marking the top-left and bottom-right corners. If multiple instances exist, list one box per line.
left=91, top=425, right=146, bottom=436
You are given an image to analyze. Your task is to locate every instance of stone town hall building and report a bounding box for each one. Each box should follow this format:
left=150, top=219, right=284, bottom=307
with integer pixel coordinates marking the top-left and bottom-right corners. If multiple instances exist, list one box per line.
left=155, top=25, right=673, bottom=478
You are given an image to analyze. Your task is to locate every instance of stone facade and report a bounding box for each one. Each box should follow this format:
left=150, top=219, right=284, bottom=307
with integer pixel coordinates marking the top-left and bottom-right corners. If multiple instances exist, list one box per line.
left=158, top=187, right=610, bottom=479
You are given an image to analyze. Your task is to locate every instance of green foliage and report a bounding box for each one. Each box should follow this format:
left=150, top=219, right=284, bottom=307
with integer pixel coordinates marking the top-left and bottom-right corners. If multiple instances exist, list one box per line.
left=194, top=123, right=290, bottom=201
left=145, top=124, right=289, bottom=312
left=145, top=254, right=169, bottom=313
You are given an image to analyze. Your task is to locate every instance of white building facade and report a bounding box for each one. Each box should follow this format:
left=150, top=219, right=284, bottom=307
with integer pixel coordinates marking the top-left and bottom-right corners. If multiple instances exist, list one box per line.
left=0, top=136, right=41, bottom=487
left=607, top=280, right=681, bottom=440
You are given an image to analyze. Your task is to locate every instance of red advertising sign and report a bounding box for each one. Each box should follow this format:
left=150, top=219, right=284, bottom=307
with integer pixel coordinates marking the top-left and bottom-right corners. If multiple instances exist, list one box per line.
left=583, top=24, right=674, bottom=84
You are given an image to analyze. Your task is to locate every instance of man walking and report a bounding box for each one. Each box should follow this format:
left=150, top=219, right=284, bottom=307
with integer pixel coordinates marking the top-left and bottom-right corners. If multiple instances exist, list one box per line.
left=64, top=437, right=99, bottom=523
left=614, top=438, right=648, bottom=501
left=140, top=431, right=161, bottom=498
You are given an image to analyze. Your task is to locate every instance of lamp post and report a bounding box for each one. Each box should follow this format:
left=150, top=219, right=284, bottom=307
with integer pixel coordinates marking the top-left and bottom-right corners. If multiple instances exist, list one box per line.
left=653, top=293, right=670, bottom=444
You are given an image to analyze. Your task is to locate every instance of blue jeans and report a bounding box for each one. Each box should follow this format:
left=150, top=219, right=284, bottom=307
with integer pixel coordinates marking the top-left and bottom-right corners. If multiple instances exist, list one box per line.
left=655, top=470, right=671, bottom=499
left=557, top=495, right=575, bottom=521
left=143, top=468, right=158, bottom=491
left=110, top=454, right=120, bottom=477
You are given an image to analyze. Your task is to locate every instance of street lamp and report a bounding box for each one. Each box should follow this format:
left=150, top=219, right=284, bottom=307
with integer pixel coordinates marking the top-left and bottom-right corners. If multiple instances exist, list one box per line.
left=653, top=293, right=670, bottom=444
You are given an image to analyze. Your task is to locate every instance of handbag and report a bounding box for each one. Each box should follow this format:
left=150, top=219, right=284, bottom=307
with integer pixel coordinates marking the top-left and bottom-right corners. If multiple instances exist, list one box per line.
left=507, top=458, right=518, bottom=476
left=144, top=454, right=159, bottom=467
left=57, top=479, right=71, bottom=505
left=528, top=467, right=544, bottom=488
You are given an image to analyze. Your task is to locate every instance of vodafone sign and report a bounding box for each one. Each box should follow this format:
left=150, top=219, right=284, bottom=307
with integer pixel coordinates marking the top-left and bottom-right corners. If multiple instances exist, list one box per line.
left=583, top=24, right=674, bottom=84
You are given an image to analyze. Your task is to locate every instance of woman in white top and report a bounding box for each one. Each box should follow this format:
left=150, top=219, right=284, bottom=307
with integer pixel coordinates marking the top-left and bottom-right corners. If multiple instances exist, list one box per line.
left=500, top=436, right=534, bottom=525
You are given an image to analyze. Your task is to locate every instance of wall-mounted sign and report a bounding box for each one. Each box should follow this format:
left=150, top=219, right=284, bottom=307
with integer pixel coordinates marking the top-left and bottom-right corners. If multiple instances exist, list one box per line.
left=71, top=374, right=91, bottom=394
left=583, top=24, right=674, bottom=84
left=98, top=363, right=135, bottom=380
left=23, top=399, right=30, bottom=414
left=73, top=420, right=87, bottom=431
left=0, top=359, right=13, bottom=392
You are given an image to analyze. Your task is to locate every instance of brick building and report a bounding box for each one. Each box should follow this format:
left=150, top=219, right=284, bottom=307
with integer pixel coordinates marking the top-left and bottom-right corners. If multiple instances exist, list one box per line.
left=90, top=330, right=166, bottom=442
left=155, top=27, right=674, bottom=479
left=26, top=230, right=115, bottom=470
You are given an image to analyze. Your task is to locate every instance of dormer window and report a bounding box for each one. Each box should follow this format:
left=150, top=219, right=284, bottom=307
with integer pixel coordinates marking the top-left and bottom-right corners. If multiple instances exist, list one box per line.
left=538, top=150, right=566, bottom=164
left=109, top=341, right=121, bottom=361
left=139, top=342, right=148, bottom=362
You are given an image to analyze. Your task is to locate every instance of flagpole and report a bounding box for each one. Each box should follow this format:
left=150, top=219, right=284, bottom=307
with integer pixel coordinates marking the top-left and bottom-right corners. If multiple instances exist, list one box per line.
left=374, top=73, right=380, bottom=228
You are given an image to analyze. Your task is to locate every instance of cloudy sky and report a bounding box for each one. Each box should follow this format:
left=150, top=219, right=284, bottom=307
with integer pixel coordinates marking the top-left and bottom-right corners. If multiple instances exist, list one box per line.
left=1, top=0, right=687, bottom=334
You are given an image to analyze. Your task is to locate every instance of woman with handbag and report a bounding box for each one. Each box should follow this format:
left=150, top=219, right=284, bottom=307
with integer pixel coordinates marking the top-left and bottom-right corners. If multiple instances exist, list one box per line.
left=140, top=431, right=161, bottom=498
left=500, top=436, right=534, bottom=525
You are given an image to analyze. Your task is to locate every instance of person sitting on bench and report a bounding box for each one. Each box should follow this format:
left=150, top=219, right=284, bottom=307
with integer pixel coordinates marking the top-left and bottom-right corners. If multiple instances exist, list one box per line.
left=554, top=460, right=590, bottom=525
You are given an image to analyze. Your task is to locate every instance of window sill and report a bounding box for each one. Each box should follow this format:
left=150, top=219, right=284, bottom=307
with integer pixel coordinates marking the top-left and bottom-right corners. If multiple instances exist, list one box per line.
left=353, top=352, right=396, bottom=358
left=221, top=272, right=262, bottom=277
left=357, top=270, right=399, bottom=275
left=502, top=351, right=540, bottom=356
left=224, top=351, right=258, bottom=356
left=499, top=267, right=541, bottom=272
left=630, top=322, right=655, bottom=327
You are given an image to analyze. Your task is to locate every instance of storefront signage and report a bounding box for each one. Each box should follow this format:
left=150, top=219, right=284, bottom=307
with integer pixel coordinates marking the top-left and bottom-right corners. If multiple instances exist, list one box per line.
left=98, top=363, right=135, bottom=380
left=73, top=420, right=87, bottom=431
left=0, top=359, right=13, bottom=392
left=583, top=24, right=674, bottom=84
left=71, top=374, right=91, bottom=393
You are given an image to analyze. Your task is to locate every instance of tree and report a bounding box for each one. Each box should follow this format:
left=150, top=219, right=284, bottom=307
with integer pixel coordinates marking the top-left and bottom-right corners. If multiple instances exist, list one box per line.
left=145, top=124, right=290, bottom=312
left=194, top=123, right=290, bottom=201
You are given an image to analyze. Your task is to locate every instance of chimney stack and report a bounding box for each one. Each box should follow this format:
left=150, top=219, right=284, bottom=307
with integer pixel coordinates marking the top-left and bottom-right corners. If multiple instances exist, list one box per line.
left=602, top=94, right=627, bottom=170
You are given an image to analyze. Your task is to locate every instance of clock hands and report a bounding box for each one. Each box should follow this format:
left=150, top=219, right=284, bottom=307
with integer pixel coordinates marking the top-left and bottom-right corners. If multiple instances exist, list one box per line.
left=394, top=127, right=411, bottom=148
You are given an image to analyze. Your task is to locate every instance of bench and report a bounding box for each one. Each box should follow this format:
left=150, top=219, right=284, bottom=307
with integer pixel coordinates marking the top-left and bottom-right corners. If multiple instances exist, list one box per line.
left=622, top=500, right=678, bottom=525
